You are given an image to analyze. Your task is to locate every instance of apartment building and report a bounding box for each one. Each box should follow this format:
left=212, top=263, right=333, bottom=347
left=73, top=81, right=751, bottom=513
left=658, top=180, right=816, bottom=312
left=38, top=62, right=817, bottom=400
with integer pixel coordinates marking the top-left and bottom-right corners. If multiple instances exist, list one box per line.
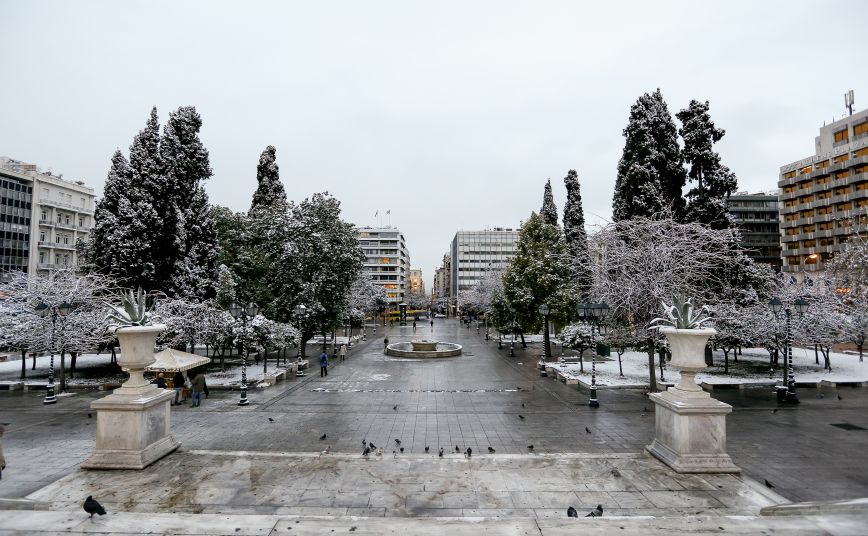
left=449, top=228, right=519, bottom=304
left=727, top=191, right=782, bottom=271
left=355, top=226, right=411, bottom=306
left=778, top=108, right=868, bottom=273
left=407, top=268, right=425, bottom=296
left=0, top=157, right=95, bottom=280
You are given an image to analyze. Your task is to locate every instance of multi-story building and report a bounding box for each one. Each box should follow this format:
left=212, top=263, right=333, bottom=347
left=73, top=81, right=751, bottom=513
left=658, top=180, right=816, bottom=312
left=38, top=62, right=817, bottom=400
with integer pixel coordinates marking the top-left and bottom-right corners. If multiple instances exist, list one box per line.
left=407, top=268, right=424, bottom=297
left=727, top=191, right=782, bottom=271
left=449, top=228, right=519, bottom=305
left=778, top=108, right=868, bottom=273
left=0, top=157, right=95, bottom=280
left=355, top=226, right=411, bottom=307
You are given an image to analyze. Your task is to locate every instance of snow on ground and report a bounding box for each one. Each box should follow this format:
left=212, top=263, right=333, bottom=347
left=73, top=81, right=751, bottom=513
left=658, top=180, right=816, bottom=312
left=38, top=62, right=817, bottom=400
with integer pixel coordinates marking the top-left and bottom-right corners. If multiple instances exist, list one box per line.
left=547, top=347, right=868, bottom=387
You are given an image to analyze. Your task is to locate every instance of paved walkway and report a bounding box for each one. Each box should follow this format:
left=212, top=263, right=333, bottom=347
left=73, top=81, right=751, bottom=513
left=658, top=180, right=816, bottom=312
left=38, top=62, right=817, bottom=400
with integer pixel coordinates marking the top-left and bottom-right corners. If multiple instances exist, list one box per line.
left=1, top=319, right=868, bottom=505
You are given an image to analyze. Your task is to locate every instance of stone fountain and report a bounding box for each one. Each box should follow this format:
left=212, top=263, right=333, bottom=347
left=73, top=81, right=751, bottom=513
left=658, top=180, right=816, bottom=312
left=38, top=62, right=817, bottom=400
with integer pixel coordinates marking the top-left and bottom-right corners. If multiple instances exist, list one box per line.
left=385, top=339, right=462, bottom=358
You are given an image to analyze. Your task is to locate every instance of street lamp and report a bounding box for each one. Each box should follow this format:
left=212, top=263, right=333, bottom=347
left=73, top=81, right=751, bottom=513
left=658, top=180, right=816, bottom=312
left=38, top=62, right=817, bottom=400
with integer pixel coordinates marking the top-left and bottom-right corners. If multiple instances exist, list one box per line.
left=768, top=297, right=808, bottom=404
left=293, top=304, right=307, bottom=365
left=229, top=301, right=259, bottom=406
left=539, top=304, right=551, bottom=359
left=35, top=301, right=73, bottom=405
left=578, top=302, right=610, bottom=409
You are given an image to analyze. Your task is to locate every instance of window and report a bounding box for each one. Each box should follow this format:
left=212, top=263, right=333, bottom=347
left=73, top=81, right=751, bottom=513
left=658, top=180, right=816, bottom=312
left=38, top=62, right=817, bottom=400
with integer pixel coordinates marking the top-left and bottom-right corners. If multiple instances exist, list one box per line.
left=64, top=215, right=70, bottom=225
left=56, top=213, right=62, bottom=223
left=834, top=129, right=849, bottom=143
left=55, top=235, right=61, bottom=243
left=835, top=154, right=850, bottom=164
left=78, top=217, right=84, bottom=227
left=40, top=210, right=46, bottom=221
left=39, top=252, right=44, bottom=263
left=63, top=235, right=69, bottom=245
left=855, top=147, right=868, bottom=158
left=854, top=121, right=868, bottom=139
left=783, top=170, right=797, bottom=180
left=800, top=165, right=812, bottom=175
left=80, top=197, right=86, bottom=208
left=39, top=232, right=45, bottom=241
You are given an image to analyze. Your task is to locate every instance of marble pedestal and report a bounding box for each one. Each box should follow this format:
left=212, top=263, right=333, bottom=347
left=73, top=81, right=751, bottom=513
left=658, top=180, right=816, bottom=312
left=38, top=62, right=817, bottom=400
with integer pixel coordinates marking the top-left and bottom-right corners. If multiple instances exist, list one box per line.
left=646, top=386, right=741, bottom=474
left=82, top=383, right=180, bottom=470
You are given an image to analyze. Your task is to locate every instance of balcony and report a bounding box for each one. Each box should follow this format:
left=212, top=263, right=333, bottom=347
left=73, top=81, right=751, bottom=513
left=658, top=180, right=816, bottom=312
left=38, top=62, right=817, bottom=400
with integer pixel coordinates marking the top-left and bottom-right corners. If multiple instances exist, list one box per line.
left=38, top=197, right=93, bottom=214
left=38, top=240, right=76, bottom=250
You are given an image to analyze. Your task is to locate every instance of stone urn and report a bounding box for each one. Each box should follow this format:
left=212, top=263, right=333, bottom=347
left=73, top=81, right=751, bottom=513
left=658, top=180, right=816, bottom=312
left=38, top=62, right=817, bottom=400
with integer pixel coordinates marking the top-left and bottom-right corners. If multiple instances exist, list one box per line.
left=659, top=327, right=716, bottom=394
left=115, top=324, right=167, bottom=395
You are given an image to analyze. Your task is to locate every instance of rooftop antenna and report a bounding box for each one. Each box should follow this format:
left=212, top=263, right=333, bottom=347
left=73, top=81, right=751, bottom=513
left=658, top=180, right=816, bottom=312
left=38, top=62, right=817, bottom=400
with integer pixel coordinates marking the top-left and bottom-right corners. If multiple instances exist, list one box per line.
left=845, top=90, right=855, bottom=116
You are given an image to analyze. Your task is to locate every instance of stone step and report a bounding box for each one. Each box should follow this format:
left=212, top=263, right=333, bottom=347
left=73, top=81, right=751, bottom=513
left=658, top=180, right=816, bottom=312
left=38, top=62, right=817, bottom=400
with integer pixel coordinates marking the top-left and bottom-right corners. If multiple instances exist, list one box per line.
left=0, top=510, right=866, bottom=535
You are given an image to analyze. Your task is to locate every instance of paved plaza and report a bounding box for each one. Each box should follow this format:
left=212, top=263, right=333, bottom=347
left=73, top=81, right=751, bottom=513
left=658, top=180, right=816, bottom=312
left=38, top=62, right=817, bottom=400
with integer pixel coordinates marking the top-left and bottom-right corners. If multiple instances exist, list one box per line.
left=1, top=319, right=868, bottom=529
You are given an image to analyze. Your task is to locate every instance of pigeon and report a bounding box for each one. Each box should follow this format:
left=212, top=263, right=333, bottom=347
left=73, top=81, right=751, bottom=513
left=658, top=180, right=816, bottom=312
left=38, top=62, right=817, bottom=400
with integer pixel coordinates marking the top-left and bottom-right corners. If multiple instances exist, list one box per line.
left=567, top=506, right=578, bottom=518
left=83, top=496, right=106, bottom=519
left=323, top=445, right=331, bottom=454
left=455, top=445, right=460, bottom=453
left=369, top=442, right=377, bottom=450
left=527, top=445, right=534, bottom=450
left=87, top=413, right=92, bottom=418
left=393, top=450, right=398, bottom=458
left=362, top=446, right=371, bottom=457
left=521, top=403, right=525, bottom=408
left=585, top=504, right=603, bottom=517
left=465, top=447, right=472, bottom=458
left=376, top=448, right=383, bottom=456
left=400, top=447, right=404, bottom=453
left=425, top=446, right=430, bottom=453
left=837, top=395, right=843, bottom=400
left=585, top=427, right=592, bottom=434
left=764, top=479, right=775, bottom=489
left=488, top=447, right=495, bottom=453
left=268, top=418, right=275, bottom=422
left=772, top=409, right=778, bottom=414
left=611, top=468, right=621, bottom=477
left=438, top=448, right=444, bottom=458
left=363, top=439, right=367, bottom=447
left=393, top=405, right=398, bottom=410
left=319, top=434, right=327, bottom=440
left=643, top=407, right=648, bottom=413
left=395, top=438, right=401, bottom=445
left=818, top=393, right=825, bottom=399
left=518, top=415, right=525, bottom=420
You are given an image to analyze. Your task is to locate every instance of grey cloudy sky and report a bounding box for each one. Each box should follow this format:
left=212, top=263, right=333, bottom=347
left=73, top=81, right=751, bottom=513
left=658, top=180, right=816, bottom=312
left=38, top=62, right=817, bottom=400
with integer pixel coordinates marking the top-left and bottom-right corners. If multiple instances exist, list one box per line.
left=2, top=0, right=866, bottom=289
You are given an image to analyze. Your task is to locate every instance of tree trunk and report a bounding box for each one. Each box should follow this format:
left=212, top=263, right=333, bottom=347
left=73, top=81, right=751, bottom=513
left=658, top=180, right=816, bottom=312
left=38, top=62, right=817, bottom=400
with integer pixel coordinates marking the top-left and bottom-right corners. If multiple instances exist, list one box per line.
left=263, top=347, right=268, bottom=374
left=646, top=337, right=658, bottom=392
left=658, top=348, right=665, bottom=382
left=723, top=348, right=730, bottom=374
left=822, top=346, right=831, bottom=371
left=20, top=349, right=26, bottom=379
left=59, top=350, right=66, bottom=392
left=617, top=351, right=624, bottom=377
left=110, top=347, right=117, bottom=367
left=32, top=352, right=37, bottom=370
left=579, top=349, right=584, bottom=373
left=814, top=343, right=819, bottom=365
left=859, top=341, right=864, bottom=363
left=520, top=332, right=526, bottom=348
left=70, top=351, right=78, bottom=379
left=705, top=344, right=714, bottom=367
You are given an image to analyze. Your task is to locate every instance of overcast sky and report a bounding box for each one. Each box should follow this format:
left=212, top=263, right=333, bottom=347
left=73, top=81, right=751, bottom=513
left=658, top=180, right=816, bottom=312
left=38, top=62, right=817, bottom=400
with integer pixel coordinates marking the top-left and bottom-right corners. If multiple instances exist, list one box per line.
left=2, top=0, right=866, bottom=290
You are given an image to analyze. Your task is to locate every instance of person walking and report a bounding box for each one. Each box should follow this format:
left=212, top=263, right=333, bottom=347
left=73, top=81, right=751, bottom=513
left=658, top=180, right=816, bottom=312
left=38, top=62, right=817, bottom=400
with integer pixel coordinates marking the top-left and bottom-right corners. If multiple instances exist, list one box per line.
left=319, top=351, right=329, bottom=377
left=190, top=370, right=206, bottom=407
left=339, top=344, right=347, bottom=362
left=412, top=321, right=417, bottom=333
left=172, top=371, right=186, bottom=406
left=430, top=318, right=434, bottom=328
left=0, top=425, right=6, bottom=481
left=153, top=373, right=167, bottom=389
left=383, top=337, right=389, bottom=353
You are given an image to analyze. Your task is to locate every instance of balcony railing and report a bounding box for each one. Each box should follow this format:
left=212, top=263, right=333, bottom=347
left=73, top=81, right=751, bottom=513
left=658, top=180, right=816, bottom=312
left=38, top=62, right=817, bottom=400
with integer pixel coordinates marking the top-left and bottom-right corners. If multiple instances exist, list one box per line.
left=38, top=197, right=93, bottom=213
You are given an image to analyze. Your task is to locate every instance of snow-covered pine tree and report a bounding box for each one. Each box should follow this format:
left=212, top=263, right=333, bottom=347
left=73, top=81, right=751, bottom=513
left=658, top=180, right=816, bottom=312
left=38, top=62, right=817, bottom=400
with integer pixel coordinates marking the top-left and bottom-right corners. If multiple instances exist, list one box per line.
left=215, top=264, right=238, bottom=310
left=160, top=106, right=218, bottom=298
left=540, top=179, right=559, bottom=226
left=677, top=99, right=738, bottom=229
left=250, top=145, right=287, bottom=211
left=562, top=169, right=592, bottom=299
left=88, top=150, right=130, bottom=272
left=612, top=89, right=686, bottom=221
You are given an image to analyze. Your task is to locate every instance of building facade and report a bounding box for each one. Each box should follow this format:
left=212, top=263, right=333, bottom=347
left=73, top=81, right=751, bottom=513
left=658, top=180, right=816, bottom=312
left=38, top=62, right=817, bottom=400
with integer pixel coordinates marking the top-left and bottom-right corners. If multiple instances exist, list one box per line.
left=778, top=109, right=868, bottom=273
left=407, top=268, right=424, bottom=296
left=355, top=226, right=411, bottom=307
left=0, top=157, right=95, bottom=281
left=449, top=228, right=519, bottom=304
left=727, top=192, right=782, bottom=271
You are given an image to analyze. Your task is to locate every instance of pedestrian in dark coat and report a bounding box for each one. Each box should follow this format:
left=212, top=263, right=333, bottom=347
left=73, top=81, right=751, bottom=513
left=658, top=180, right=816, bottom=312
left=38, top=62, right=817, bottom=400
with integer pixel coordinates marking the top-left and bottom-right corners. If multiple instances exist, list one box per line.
left=172, top=371, right=186, bottom=405
left=319, top=351, right=329, bottom=377
left=190, top=371, right=206, bottom=407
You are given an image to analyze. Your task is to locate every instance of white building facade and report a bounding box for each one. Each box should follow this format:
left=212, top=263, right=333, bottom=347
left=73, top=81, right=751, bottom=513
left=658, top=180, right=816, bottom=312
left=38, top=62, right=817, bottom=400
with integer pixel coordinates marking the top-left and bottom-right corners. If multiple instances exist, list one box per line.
left=0, top=157, right=95, bottom=280
left=355, top=226, right=411, bottom=307
left=449, top=228, right=519, bottom=304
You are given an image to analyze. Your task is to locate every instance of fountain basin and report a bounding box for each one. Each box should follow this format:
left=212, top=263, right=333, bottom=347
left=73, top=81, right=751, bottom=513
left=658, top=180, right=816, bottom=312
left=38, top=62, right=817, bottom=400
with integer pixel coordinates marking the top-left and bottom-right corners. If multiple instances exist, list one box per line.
left=386, top=341, right=462, bottom=358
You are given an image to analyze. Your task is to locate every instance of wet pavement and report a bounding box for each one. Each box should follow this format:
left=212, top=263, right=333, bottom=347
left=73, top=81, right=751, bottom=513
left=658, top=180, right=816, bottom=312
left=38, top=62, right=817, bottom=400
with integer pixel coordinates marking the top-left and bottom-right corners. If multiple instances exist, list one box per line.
left=1, top=318, right=867, bottom=504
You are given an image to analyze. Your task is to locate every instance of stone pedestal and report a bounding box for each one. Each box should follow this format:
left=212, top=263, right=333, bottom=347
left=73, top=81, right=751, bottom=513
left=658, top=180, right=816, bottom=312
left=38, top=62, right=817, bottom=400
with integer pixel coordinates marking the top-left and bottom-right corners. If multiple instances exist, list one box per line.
left=82, top=324, right=179, bottom=470
left=81, top=386, right=179, bottom=470
left=646, top=387, right=741, bottom=474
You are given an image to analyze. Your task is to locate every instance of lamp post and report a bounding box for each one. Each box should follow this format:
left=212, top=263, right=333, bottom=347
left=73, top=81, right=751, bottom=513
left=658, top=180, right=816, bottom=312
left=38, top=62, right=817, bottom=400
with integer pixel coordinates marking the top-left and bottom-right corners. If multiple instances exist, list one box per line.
left=578, top=302, right=610, bottom=409
left=229, top=301, right=259, bottom=406
left=293, top=304, right=307, bottom=363
left=34, top=301, right=73, bottom=405
left=768, top=297, right=808, bottom=404
left=539, top=304, right=551, bottom=359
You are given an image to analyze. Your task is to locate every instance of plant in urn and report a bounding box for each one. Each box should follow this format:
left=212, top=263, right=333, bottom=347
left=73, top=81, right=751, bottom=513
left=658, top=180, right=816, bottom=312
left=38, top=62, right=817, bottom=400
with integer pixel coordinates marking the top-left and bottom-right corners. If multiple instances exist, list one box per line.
left=651, top=296, right=716, bottom=395
left=105, top=288, right=166, bottom=396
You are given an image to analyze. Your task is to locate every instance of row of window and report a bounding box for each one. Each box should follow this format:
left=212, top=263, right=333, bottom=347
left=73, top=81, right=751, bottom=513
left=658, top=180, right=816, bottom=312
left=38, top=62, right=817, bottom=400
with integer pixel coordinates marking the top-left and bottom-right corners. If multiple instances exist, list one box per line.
left=782, top=147, right=868, bottom=180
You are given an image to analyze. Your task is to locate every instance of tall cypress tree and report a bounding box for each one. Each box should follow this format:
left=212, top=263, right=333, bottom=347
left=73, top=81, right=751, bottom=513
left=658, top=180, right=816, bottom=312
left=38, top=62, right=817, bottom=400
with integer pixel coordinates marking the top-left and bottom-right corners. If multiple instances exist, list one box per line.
left=160, top=106, right=217, bottom=298
left=540, top=179, right=559, bottom=226
left=677, top=100, right=738, bottom=229
left=562, top=170, right=592, bottom=299
left=250, top=145, right=287, bottom=211
left=612, top=89, right=686, bottom=221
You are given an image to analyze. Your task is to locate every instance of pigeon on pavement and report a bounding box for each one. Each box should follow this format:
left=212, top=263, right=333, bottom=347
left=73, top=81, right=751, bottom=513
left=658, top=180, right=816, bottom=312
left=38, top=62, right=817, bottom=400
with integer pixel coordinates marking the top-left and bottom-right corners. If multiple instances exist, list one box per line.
left=527, top=445, right=534, bottom=450
left=488, top=447, right=495, bottom=453
left=369, top=442, right=377, bottom=450
left=268, top=418, right=274, bottom=422
left=395, top=438, right=401, bottom=445
left=438, top=448, right=444, bottom=458
left=764, top=479, right=775, bottom=488
left=319, top=434, right=327, bottom=440
left=518, top=415, right=525, bottom=420
left=465, top=447, right=472, bottom=458
left=611, top=468, right=621, bottom=477
left=83, top=496, right=106, bottom=519
left=585, top=504, right=603, bottom=517
left=455, top=445, right=460, bottom=452
left=585, top=427, right=592, bottom=434
left=567, top=506, right=578, bottom=518
left=393, top=405, right=398, bottom=410
left=362, top=446, right=371, bottom=457
left=425, top=446, right=430, bottom=453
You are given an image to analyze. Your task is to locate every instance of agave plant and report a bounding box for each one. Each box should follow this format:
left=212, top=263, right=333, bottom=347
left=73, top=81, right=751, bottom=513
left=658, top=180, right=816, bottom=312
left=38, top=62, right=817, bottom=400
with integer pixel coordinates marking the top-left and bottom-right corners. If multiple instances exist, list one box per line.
left=105, top=287, right=153, bottom=329
left=650, top=295, right=713, bottom=330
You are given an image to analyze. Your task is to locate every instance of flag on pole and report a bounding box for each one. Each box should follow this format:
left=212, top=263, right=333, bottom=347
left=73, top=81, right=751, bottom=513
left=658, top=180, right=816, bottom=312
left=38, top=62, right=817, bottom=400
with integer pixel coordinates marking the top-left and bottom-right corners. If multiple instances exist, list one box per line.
left=386, top=210, right=390, bottom=215
left=375, top=210, right=378, bottom=217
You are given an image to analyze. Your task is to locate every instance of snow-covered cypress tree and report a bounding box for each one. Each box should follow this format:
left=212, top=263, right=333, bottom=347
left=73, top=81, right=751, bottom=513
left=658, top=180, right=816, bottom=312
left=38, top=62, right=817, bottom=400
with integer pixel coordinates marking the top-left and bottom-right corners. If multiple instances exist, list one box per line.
left=540, top=179, right=559, bottom=226
left=215, top=264, right=238, bottom=310
left=250, top=145, right=287, bottom=211
left=160, top=106, right=218, bottom=298
left=612, top=89, right=686, bottom=221
left=677, top=99, right=738, bottom=229
left=88, top=150, right=130, bottom=272
left=562, top=169, right=592, bottom=299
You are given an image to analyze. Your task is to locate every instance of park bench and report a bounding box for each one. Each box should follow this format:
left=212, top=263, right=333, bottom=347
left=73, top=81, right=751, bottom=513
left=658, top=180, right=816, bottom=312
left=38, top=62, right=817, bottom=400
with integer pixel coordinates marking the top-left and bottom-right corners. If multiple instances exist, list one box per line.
left=0, top=380, right=24, bottom=390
